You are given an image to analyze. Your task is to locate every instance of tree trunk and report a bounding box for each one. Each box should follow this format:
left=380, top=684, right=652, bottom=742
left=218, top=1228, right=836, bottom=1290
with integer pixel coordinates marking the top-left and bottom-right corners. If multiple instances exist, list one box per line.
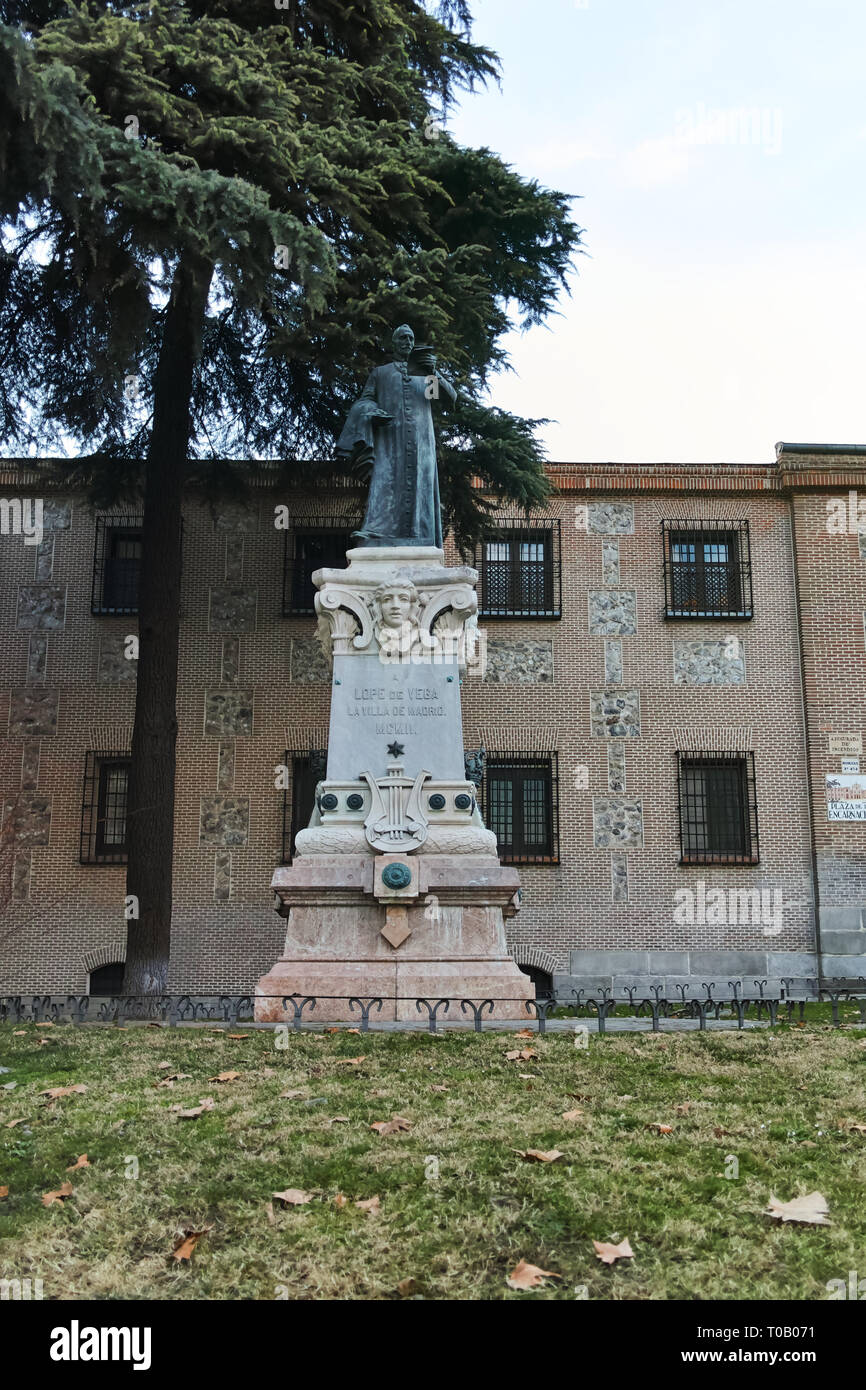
left=123, top=254, right=213, bottom=997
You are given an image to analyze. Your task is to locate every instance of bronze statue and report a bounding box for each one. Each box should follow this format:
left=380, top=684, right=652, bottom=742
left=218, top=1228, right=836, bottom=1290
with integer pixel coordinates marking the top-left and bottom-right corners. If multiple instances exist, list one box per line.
left=336, top=325, right=457, bottom=548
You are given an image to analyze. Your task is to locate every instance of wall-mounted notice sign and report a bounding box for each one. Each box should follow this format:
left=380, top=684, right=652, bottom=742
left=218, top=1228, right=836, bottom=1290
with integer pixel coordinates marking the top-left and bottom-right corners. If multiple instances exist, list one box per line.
left=841, top=758, right=861, bottom=774
left=829, top=734, right=862, bottom=755
left=827, top=773, right=866, bottom=821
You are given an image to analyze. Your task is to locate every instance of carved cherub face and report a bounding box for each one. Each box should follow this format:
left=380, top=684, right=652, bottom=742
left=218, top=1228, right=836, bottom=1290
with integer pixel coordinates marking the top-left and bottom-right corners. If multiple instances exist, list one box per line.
left=375, top=583, right=418, bottom=629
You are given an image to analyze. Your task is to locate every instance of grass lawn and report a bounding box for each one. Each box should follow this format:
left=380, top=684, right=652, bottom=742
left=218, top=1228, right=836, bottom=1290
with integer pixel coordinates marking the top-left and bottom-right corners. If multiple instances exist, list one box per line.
left=1, top=1015, right=865, bottom=1301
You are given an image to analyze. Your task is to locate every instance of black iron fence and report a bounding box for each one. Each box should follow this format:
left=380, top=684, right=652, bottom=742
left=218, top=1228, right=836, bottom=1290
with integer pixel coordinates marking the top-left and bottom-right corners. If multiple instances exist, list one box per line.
left=1, top=979, right=863, bottom=1033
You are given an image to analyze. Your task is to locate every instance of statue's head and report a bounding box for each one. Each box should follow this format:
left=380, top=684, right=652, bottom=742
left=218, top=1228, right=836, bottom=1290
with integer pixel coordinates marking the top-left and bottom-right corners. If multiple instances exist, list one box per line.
left=374, top=581, right=419, bottom=630
left=391, top=324, right=415, bottom=360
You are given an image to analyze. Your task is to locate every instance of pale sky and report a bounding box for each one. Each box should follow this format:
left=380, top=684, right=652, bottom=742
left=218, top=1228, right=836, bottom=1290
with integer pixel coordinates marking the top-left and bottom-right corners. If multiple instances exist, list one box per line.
left=450, top=0, right=866, bottom=462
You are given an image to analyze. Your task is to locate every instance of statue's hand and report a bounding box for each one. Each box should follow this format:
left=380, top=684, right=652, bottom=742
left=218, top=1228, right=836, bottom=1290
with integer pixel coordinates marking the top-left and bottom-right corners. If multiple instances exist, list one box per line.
left=371, top=411, right=393, bottom=426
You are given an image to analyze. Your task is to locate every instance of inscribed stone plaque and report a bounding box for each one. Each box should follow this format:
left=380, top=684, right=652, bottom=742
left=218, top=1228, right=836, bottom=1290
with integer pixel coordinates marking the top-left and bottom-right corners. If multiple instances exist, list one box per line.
left=327, top=653, right=465, bottom=782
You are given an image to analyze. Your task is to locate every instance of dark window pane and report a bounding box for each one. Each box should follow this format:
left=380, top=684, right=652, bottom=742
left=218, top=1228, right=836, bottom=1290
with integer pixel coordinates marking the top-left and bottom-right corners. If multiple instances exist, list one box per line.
left=103, top=528, right=142, bottom=611
left=89, top=962, right=125, bottom=994
left=286, top=530, right=353, bottom=614
left=482, top=755, right=558, bottom=863
left=678, top=753, right=756, bottom=862
left=95, top=761, right=130, bottom=857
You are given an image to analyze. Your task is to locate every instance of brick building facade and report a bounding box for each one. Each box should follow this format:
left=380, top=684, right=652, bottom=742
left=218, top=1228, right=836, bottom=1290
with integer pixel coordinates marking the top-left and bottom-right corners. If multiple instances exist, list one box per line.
left=2, top=442, right=866, bottom=995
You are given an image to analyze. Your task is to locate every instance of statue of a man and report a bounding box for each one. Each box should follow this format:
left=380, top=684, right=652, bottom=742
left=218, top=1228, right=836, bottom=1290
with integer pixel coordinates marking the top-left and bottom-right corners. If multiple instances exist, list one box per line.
left=336, top=324, right=457, bottom=549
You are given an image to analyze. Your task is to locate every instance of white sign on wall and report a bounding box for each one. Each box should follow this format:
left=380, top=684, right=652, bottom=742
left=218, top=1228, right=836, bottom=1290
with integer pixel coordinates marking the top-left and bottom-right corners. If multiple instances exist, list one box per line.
left=829, top=734, right=862, bottom=755
left=841, top=758, right=861, bottom=774
left=826, top=773, right=866, bottom=821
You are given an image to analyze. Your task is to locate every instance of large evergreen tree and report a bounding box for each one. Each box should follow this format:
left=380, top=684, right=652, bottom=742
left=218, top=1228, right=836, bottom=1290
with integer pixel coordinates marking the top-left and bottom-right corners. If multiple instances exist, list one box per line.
left=0, top=0, right=582, bottom=993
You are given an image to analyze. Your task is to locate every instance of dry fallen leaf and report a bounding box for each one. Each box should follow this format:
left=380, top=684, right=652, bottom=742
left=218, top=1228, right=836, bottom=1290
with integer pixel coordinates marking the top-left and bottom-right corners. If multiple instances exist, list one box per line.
left=0, top=1186, right=8, bottom=1199
left=593, top=1237, right=635, bottom=1265
left=838, top=1119, right=866, bottom=1135
left=12, top=1030, right=25, bottom=1036
left=334, top=1193, right=349, bottom=1209
left=765, top=1192, right=831, bottom=1226
left=647, top=1123, right=674, bottom=1135
left=675, top=1103, right=692, bottom=1116
left=227, top=1034, right=250, bottom=1040
left=561, top=1109, right=584, bottom=1122
left=281, top=1089, right=306, bottom=1100
left=42, top=1181, right=74, bottom=1207
left=396, top=1277, right=418, bottom=1297
left=272, top=1188, right=312, bottom=1206
left=35, top=1022, right=54, bottom=1028
left=430, top=1085, right=449, bottom=1093
left=208, top=1071, right=241, bottom=1083
left=515, top=1149, right=564, bottom=1164
left=513, top=1029, right=535, bottom=1039
left=158, top=1061, right=172, bottom=1070
left=5, top=1119, right=26, bottom=1129
left=172, top=1226, right=212, bottom=1262
left=170, top=1098, right=215, bottom=1118
left=505, top=1048, right=538, bottom=1062
left=66, top=1155, right=90, bottom=1172
left=329, top=1116, right=350, bottom=1125
left=506, top=1259, right=561, bottom=1290
left=371, top=1115, right=412, bottom=1136
left=335, top=1056, right=366, bottom=1067
left=355, top=1195, right=380, bottom=1214
left=40, top=1085, right=86, bottom=1100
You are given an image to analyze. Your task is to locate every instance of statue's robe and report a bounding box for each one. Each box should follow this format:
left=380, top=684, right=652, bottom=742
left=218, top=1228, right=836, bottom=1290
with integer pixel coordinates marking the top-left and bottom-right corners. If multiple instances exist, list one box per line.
left=337, top=358, right=455, bottom=548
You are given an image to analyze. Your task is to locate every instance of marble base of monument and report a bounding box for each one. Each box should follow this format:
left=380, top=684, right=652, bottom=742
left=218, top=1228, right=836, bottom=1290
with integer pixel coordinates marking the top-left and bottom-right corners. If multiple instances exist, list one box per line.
left=256, top=854, right=532, bottom=1022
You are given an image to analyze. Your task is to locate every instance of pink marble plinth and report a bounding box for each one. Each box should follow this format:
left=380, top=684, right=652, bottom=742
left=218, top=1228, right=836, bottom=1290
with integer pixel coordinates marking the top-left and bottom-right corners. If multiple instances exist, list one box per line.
left=255, top=853, right=533, bottom=1022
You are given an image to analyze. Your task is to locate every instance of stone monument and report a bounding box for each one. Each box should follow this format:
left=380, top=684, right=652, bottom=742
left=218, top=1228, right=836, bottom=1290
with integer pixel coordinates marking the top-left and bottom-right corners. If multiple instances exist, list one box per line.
left=256, top=326, right=533, bottom=1020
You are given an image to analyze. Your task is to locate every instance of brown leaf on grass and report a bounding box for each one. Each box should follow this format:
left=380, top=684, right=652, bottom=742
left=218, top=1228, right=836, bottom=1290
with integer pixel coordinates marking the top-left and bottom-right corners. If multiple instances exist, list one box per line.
left=227, top=1034, right=250, bottom=1040
left=371, top=1115, right=411, bottom=1136
left=325, top=1027, right=341, bottom=1034
left=334, top=1194, right=349, bottom=1209
left=765, top=1192, right=831, bottom=1226
left=838, top=1118, right=866, bottom=1135
left=569, top=1092, right=592, bottom=1102
left=593, top=1237, right=635, bottom=1265
left=346, top=1029, right=361, bottom=1035
left=513, top=1029, right=535, bottom=1039
left=506, top=1259, right=561, bottom=1290
left=208, top=1071, right=241, bottom=1083
left=355, top=1195, right=380, bottom=1214
left=12, top=1030, right=25, bottom=1036
left=329, top=1116, right=350, bottom=1125
left=397, top=1277, right=418, bottom=1297
left=37, top=1038, right=52, bottom=1047
left=158, top=1061, right=172, bottom=1070
left=40, top=1085, right=86, bottom=1099
left=155, top=1073, right=192, bottom=1088
left=505, top=1048, right=538, bottom=1062
left=272, top=1188, right=312, bottom=1206
left=172, top=1225, right=213, bottom=1262
left=646, top=1123, right=674, bottom=1135
left=515, top=1149, right=564, bottom=1164
left=430, top=1084, right=449, bottom=1093
left=66, top=1155, right=90, bottom=1172
left=0, top=1186, right=8, bottom=1199
left=42, top=1181, right=74, bottom=1207
left=675, top=1103, right=692, bottom=1116
left=335, top=1056, right=366, bottom=1067
left=35, top=1022, right=54, bottom=1028
left=170, top=1098, right=215, bottom=1118
left=561, top=1109, right=584, bottom=1122
left=5, top=1119, right=26, bottom=1129
left=281, top=1089, right=306, bottom=1100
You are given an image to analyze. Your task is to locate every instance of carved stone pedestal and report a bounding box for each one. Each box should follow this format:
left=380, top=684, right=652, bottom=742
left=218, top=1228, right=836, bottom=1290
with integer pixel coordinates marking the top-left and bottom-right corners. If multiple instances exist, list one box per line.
left=255, top=546, right=534, bottom=1022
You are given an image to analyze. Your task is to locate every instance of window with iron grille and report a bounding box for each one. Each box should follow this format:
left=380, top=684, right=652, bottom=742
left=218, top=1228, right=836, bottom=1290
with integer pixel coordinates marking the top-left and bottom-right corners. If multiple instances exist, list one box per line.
left=280, top=749, right=326, bottom=862
left=92, top=517, right=143, bottom=615
left=282, top=520, right=359, bottom=616
left=476, top=517, right=561, bottom=619
left=662, top=520, right=752, bottom=619
left=676, top=751, right=759, bottom=864
left=80, top=752, right=131, bottom=864
left=477, top=752, right=560, bottom=864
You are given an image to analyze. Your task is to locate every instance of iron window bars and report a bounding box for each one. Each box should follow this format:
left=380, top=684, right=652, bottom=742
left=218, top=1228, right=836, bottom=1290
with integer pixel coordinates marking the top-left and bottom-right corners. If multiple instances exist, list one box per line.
left=92, top=516, right=143, bottom=615
left=80, top=752, right=132, bottom=864
left=661, top=519, right=752, bottom=619
left=676, top=750, right=759, bottom=864
left=476, top=516, right=561, bottom=619
left=477, top=752, right=560, bottom=864
left=282, top=519, right=361, bottom=616
left=280, top=749, right=326, bottom=862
